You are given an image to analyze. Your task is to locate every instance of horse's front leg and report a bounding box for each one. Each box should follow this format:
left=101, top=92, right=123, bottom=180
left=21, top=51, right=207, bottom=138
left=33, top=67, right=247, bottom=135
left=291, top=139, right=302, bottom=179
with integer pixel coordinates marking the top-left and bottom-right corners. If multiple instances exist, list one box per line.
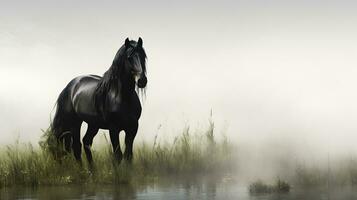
left=124, top=121, right=138, bottom=163
left=109, top=129, right=123, bottom=163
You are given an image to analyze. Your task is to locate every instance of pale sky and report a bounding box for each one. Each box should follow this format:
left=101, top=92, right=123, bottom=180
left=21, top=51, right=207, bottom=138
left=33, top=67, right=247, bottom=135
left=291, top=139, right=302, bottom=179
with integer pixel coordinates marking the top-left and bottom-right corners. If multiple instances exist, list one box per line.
left=1, top=0, right=357, bottom=157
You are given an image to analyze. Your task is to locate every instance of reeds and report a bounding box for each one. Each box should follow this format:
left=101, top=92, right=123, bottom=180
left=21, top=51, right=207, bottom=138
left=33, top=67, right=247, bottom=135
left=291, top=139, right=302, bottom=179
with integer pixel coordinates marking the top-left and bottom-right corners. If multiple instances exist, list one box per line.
left=0, top=121, right=234, bottom=187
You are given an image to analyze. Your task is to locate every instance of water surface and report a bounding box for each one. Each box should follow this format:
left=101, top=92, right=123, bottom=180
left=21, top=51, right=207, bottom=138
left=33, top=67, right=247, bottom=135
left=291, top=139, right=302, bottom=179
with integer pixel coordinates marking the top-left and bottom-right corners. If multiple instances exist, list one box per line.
left=1, top=181, right=357, bottom=200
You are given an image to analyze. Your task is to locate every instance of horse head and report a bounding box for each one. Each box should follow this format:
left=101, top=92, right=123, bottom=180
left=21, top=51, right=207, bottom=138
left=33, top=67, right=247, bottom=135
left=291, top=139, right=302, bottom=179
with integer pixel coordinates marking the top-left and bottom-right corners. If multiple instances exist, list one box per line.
left=124, top=37, right=147, bottom=89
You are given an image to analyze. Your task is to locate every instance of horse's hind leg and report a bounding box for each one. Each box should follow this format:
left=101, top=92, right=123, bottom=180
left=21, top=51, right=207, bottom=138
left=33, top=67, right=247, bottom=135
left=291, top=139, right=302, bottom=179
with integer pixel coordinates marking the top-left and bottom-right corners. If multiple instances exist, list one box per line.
left=71, top=122, right=83, bottom=162
left=83, top=125, right=99, bottom=165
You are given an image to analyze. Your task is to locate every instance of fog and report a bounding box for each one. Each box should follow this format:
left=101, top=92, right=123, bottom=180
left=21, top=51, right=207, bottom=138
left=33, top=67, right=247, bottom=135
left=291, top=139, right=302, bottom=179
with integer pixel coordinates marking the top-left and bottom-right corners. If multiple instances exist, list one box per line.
left=1, top=0, right=357, bottom=169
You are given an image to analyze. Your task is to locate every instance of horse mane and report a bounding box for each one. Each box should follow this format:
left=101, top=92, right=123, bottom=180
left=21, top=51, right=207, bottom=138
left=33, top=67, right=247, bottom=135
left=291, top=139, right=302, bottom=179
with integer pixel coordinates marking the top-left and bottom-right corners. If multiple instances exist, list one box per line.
left=136, top=43, right=147, bottom=99
left=94, top=41, right=147, bottom=114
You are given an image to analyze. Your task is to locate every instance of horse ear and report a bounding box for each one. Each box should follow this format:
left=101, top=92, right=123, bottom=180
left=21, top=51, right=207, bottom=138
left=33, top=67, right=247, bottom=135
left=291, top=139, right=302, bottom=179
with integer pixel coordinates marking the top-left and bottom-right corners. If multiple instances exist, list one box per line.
left=125, top=38, right=130, bottom=47
left=137, top=37, right=143, bottom=48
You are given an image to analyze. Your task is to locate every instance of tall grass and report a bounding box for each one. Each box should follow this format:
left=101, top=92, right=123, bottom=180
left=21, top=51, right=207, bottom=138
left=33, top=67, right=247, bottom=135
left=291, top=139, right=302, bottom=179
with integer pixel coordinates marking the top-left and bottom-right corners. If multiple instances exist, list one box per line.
left=0, top=121, right=235, bottom=187
left=291, top=158, right=357, bottom=188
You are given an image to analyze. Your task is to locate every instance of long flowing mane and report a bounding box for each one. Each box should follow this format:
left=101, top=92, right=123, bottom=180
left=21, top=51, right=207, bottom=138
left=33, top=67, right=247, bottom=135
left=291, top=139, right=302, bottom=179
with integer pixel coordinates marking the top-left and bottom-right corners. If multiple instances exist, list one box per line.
left=94, top=41, right=147, bottom=114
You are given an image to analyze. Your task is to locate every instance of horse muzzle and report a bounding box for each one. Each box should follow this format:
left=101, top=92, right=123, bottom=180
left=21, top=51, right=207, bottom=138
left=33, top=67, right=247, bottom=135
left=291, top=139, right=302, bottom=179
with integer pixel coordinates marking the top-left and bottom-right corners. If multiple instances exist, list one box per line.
left=137, top=76, right=147, bottom=88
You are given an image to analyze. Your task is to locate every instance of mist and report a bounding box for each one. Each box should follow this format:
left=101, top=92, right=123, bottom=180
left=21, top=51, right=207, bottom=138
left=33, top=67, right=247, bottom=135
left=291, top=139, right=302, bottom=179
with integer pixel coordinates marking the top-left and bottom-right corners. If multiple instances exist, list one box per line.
left=1, top=0, right=357, bottom=179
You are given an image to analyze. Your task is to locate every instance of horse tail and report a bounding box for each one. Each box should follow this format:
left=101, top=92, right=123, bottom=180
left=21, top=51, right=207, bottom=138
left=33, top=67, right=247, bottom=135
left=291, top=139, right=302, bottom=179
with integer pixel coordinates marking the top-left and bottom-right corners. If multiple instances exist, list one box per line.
left=50, top=81, right=75, bottom=155
left=51, top=88, right=69, bottom=138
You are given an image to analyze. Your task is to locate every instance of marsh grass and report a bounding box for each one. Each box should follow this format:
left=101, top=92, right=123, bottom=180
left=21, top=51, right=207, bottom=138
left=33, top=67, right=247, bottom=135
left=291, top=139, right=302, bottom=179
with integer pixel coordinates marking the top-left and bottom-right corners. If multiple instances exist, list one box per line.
left=249, top=178, right=290, bottom=194
left=291, top=158, right=357, bottom=188
left=0, top=121, right=235, bottom=188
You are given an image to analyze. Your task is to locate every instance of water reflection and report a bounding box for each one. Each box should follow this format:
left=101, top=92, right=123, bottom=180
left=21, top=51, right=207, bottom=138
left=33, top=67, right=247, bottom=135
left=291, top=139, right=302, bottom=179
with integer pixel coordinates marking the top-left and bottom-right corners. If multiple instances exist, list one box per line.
left=0, top=179, right=243, bottom=200
left=0, top=184, right=139, bottom=200
left=2, top=181, right=357, bottom=200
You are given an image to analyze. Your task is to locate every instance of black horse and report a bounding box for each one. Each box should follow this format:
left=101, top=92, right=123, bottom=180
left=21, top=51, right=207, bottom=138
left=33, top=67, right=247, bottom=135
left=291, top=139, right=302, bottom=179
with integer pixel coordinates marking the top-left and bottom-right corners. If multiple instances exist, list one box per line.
left=51, top=38, right=147, bottom=165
